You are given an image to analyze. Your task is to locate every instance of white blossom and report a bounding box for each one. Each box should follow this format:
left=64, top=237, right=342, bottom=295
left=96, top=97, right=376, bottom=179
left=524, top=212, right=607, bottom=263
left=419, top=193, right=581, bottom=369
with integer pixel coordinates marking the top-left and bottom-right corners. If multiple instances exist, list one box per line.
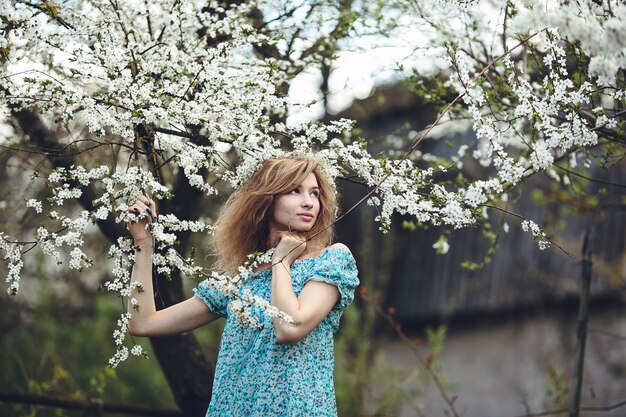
left=26, top=199, right=43, bottom=213
left=521, top=220, right=551, bottom=250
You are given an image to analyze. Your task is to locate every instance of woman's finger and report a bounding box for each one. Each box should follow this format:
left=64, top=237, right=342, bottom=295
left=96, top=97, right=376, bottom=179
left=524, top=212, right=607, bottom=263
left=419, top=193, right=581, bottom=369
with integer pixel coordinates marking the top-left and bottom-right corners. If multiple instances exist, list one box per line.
left=126, top=197, right=156, bottom=230
left=130, top=201, right=145, bottom=211
left=136, top=196, right=156, bottom=216
left=128, top=203, right=152, bottom=221
left=136, top=202, right=147, bottom=211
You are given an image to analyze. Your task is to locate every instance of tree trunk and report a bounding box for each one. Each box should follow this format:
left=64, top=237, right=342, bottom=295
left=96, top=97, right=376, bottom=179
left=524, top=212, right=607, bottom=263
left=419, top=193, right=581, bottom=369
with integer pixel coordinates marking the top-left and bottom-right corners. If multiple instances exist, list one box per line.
left=13, top=108, right=216, bottom=416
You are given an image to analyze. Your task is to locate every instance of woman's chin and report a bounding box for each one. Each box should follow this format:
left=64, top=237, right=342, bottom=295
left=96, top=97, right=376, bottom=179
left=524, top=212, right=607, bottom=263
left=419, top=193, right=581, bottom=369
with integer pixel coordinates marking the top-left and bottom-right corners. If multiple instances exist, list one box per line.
left=288, top=227, right=312, bottom=234
left=295, top=222, right=316, bottom=232
left=281, top=220, right=316, bottom=233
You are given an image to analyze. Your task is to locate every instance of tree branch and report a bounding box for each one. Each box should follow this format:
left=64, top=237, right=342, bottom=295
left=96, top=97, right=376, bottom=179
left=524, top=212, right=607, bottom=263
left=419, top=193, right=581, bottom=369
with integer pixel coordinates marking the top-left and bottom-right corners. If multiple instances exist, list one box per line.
left=11, top=108, right=126, bottom=243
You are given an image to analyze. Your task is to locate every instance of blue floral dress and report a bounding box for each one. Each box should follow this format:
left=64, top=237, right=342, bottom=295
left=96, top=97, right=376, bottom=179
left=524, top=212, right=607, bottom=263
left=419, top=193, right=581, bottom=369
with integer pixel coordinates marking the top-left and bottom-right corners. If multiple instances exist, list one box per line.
left=193, top=246, right=359, bottom=417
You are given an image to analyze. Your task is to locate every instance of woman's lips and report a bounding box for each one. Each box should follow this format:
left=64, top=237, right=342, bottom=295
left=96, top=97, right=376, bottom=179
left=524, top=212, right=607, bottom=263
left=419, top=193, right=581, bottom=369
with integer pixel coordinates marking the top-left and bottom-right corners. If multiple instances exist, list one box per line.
left=297, top=214, right=314, bottom=221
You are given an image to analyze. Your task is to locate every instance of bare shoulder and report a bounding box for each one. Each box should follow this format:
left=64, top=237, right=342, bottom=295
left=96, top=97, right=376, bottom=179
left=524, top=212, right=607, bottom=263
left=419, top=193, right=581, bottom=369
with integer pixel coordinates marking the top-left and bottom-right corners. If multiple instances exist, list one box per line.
left=329, top=242, right=351, bottom=253
left=301, top=243, right=352, bottom=260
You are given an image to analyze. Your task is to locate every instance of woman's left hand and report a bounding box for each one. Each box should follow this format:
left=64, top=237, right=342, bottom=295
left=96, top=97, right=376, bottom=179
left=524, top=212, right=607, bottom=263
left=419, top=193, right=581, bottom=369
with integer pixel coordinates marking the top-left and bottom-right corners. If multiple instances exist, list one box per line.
left=272, top=233, right=307, bottom=266
left=127, top=195, right=156, bottom=245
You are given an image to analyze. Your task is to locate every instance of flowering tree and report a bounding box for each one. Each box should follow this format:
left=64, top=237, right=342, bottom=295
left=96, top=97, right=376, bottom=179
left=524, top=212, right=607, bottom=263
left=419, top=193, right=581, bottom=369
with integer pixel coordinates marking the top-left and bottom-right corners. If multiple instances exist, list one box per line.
left=387, top=0, right=626, bottom=254
left=0, top=0, right=365, bottom=413
left=1, top=0, right=625, bottom=414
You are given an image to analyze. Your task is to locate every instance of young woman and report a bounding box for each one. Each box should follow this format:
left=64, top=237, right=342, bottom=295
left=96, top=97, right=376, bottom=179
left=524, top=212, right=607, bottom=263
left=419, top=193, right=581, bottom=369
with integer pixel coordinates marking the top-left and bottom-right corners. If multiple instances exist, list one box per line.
left=126, top=156, right=359, bottom=416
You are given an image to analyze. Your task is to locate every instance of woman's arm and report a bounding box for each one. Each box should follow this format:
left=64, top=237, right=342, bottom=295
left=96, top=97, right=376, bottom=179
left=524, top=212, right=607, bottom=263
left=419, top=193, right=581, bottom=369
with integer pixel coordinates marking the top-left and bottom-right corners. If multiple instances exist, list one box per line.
left=125, top=196, right=220, bottom=337
left=270, top=237, right=342, bottom=344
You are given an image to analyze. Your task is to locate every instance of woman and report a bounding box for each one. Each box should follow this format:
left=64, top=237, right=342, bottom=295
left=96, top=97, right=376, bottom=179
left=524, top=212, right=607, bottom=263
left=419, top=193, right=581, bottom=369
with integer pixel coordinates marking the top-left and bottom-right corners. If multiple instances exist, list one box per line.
left=126, top=156, right=359, bottom=416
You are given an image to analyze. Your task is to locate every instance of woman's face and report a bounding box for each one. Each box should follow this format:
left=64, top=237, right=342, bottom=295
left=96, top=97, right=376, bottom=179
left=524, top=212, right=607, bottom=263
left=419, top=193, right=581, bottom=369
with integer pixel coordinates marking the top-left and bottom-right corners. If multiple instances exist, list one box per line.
left=269, top=172, right=321, bottom=233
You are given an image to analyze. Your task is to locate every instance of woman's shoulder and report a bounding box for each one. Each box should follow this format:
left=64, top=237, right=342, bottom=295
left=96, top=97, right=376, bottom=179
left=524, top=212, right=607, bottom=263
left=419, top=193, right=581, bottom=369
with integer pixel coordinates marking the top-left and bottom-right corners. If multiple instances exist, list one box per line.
left=295, top=242, right=352, bottom=263
left=314, top=242, right=352, bottom=258
left=323, top=242, right=352, bottom=257
left=327, top=242, right=351, bottom=254
left=318, top=243, right=354, bottom=262
left=308, top=242, right=358, bottom=285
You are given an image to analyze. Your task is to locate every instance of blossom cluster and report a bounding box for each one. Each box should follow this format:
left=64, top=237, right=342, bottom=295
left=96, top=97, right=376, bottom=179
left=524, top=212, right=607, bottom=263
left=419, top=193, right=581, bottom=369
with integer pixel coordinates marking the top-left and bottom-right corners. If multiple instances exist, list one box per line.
left=108, top=312, right=145, bottom=367
left=521, top=220, right=551, bottom=251
left=0, top=233, right=26, bottom=296
left=393, top=0, right=624, bottom=246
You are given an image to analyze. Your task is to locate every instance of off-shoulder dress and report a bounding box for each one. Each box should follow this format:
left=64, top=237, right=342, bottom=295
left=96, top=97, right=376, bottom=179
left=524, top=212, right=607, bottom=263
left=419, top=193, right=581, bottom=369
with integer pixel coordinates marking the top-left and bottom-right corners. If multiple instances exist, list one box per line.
left=193, top=246, right=359, bottom=417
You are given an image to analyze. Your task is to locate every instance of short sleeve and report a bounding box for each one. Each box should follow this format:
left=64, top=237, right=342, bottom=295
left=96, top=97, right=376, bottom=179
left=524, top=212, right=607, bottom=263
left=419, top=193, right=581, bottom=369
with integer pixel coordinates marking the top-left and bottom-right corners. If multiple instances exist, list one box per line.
left=307, top=247, right=360, bottom=313
left=193, top=280, right=229, bottom=317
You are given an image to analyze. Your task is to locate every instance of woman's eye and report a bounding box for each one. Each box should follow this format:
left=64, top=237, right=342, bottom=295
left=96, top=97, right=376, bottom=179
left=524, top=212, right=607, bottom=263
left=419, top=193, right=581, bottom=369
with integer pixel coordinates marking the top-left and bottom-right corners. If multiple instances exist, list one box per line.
left=289, top=188, right=318, bottom=197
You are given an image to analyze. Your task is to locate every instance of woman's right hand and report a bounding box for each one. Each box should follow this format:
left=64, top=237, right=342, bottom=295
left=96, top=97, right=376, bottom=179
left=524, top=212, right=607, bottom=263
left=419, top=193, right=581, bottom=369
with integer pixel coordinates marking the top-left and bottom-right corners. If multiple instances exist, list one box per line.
left=127, top=195, right=156, bottom=245
left=272, top=232, right=307, bottom=266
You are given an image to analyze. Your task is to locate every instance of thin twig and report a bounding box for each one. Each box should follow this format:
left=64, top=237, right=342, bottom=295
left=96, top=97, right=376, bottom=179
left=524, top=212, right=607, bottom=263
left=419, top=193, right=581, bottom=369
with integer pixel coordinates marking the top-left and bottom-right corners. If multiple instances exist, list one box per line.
left=360, top=290, right=461, bottom=417
left=554, top=165, right=626, bottom=189
left=510, top=398, right=626, bottom=417
left=0, top=236, right=38, bottom=255
left=479, top=203, right=574, bottom=258
left=588, top=327, right=626, bottom=342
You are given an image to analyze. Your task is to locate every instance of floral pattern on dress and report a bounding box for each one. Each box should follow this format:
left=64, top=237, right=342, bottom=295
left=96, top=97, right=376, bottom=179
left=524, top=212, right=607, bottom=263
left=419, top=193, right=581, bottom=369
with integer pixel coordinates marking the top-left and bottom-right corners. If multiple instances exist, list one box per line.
left=193, top=246, right=359, bottom=417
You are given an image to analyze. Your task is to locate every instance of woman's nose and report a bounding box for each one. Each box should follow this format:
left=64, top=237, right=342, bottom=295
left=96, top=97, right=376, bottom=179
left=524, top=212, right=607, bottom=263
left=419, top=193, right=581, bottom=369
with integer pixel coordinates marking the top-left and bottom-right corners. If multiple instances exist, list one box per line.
left=301, top=195, right=313, bottom=207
